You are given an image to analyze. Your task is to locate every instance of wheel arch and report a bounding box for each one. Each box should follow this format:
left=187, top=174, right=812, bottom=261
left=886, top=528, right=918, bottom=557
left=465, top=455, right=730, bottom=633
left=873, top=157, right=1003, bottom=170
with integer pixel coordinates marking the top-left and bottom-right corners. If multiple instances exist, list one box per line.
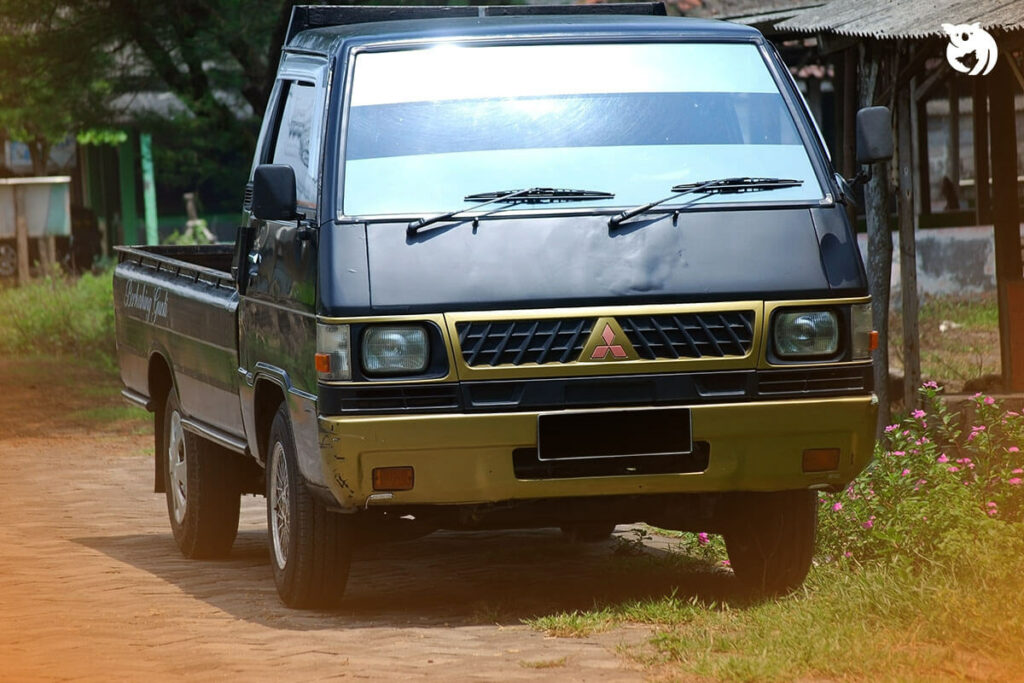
left=253, top=377, right=287, bottom=467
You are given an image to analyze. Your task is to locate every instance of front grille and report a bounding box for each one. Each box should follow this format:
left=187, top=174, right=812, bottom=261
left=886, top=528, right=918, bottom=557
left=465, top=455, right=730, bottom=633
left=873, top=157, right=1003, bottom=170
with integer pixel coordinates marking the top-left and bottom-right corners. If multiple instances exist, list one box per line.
left=457, top=318, right=595, bottom=367
left=757, top=366, right=872, bottom=396
left=619, top=311, right=755, bottom=360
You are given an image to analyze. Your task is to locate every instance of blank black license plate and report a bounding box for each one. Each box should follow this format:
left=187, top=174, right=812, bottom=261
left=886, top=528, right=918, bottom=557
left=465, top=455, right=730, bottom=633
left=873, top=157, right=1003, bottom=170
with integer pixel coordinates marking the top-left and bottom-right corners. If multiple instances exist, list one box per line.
left=537, top=407, right=692, bottom=461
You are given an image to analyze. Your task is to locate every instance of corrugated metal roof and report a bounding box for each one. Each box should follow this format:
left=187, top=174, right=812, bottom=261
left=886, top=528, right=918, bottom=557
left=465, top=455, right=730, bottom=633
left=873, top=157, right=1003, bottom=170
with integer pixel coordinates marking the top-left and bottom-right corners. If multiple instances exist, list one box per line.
left=689, top=0, right=818, bottom=21
left=776, top=0, right=1024, bottom=39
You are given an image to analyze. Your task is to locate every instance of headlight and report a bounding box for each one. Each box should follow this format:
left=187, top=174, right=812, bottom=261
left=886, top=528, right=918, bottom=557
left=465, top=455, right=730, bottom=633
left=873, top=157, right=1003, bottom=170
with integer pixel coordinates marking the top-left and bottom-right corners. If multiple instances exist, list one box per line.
left=362, top=326, right=429, bottom=375
left=774, top=310, right=839, bottom=358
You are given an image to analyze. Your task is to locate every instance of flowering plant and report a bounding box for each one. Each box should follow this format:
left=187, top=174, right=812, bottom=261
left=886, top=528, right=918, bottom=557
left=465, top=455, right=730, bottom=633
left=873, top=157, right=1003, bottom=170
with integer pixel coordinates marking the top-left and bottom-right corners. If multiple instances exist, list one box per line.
left=817, top=383, right=1024, bottom=567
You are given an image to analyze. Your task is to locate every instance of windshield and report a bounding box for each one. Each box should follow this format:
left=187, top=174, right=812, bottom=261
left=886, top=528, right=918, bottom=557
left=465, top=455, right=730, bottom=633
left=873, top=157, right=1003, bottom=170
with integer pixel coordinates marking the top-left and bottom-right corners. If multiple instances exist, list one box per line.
left=341, top=42, right=824, bottom=217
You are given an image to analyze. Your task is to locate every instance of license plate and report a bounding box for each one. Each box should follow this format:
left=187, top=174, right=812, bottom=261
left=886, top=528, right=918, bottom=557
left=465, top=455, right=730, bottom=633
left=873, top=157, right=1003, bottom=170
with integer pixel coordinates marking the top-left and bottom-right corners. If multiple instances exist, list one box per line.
left=537, top=407, right=692, bottom=461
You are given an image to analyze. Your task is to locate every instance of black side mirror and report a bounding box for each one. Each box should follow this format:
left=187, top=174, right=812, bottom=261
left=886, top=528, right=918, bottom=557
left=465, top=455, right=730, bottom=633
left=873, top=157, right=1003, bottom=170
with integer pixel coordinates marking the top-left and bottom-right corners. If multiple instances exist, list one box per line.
left=252, top=164, right=298, bottom=221
left=856, top=106, right=893, bottom=164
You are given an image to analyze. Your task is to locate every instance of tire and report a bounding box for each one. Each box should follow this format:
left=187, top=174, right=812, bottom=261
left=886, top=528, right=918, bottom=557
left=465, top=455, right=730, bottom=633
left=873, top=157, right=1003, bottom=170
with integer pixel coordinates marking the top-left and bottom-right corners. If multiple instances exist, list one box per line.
left=267, top=404, right=355, bottom=609
left=723, top=490, right=817, bottom=596
left=560, top=521, right=617, bottom=543
left=162, top=387, right=241, bottom=558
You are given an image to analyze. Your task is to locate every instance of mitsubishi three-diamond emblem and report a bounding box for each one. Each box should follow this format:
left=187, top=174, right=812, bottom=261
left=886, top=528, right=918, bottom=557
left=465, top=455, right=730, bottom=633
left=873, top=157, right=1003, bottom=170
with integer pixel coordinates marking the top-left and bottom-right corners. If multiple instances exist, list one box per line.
left=579, top=317, right=638, bottom=362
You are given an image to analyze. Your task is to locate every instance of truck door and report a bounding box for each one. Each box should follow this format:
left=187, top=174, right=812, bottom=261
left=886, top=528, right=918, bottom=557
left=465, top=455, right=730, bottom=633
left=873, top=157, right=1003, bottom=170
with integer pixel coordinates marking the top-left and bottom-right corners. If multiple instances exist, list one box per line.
left=238, top=57, right=328, bottom=460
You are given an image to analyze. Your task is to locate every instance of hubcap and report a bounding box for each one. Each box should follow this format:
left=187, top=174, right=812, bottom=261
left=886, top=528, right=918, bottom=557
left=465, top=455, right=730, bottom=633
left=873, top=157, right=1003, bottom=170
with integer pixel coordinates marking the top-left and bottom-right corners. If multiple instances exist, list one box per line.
left=168, top=410, right=187, bottom=524
left=269, top=442, right=290, bottom=571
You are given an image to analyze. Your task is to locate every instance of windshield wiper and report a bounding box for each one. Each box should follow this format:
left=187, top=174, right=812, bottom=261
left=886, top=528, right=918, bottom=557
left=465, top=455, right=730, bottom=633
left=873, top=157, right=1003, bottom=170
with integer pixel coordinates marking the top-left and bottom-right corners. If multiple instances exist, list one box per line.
left=607, top=177, right=802, bottom=228
left=407, top=187, right=614, bottom=236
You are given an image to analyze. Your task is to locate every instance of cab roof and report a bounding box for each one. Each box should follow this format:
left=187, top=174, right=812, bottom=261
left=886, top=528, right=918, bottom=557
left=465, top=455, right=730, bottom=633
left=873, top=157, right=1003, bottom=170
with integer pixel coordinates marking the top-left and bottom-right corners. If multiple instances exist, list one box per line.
left=286, top=14, right=763, bottom=56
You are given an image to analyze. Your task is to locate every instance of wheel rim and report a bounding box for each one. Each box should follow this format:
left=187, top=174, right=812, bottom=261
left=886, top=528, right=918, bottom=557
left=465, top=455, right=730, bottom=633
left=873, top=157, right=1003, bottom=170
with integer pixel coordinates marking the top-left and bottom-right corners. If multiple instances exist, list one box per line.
left=269, top=442, right=290, bottom=571
left=167, top=410, right=187, bottom=524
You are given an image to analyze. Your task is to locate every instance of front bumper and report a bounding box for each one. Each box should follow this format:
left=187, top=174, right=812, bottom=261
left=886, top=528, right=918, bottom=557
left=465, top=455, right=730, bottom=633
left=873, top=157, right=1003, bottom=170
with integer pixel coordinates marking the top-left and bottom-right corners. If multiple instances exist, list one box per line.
left=318, top=395, right=877, bottom=510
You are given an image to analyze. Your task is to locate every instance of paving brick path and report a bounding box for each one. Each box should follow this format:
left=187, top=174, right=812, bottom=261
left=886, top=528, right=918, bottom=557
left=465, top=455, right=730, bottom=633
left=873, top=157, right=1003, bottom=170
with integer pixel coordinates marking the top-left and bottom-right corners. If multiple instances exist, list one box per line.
left=0, top=361, right=729, bottom=681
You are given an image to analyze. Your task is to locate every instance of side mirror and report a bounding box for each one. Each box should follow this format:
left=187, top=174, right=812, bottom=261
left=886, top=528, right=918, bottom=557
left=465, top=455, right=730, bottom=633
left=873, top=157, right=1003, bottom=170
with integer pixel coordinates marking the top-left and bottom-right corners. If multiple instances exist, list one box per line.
left=252, top=164, right=298, bottom=221
left=856, top=106, right=893, bottom=164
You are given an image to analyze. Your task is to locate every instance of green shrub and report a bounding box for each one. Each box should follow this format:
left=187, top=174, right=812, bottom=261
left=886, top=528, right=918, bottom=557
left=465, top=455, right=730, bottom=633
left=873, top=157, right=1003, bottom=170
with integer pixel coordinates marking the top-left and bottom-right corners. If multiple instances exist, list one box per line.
left=817, top=384, right=1024, bottom=568
left=0, top=269, right=115, bottom=369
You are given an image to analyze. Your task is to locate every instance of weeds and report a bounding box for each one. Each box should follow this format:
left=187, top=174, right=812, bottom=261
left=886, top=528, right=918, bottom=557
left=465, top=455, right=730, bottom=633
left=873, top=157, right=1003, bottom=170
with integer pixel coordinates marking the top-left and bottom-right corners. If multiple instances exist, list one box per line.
left=0, top=268, right=115, bottom=370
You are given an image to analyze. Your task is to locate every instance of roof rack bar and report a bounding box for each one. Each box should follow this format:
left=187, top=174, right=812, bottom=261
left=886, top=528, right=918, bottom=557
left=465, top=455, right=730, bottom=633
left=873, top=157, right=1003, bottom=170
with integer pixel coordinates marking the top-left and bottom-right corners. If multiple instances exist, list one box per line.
left=285, top=3, right=667, bottom=44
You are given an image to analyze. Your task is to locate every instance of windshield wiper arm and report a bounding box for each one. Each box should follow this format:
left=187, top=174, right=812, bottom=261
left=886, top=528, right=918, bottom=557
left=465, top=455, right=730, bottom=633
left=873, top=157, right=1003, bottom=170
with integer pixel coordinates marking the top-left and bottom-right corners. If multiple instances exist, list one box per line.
left=608, top=177, right=802, bottom=228
left=407, top=187, right=614, bottom=236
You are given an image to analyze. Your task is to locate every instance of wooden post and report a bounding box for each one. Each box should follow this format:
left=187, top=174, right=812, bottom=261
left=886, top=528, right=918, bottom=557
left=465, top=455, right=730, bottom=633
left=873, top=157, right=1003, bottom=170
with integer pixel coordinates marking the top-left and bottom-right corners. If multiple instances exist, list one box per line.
left=989, top=58, right=1023, bottom=390
left=898, top=74, right=921, bottom=407
left=972, top=76, right=991, bottom=225
left=860, top=44, right=892, bottom=429
left=14, top=186, right=29, bottom=285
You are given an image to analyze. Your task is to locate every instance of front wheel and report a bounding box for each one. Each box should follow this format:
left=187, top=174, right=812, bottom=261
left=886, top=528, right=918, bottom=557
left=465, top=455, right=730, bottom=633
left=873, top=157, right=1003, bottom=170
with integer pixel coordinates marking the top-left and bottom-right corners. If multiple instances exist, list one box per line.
left=267, top=404, right=355, bottom=608
left=723, top=490, right=817, bottom=596
left=162, top=387, right=240, bottom=558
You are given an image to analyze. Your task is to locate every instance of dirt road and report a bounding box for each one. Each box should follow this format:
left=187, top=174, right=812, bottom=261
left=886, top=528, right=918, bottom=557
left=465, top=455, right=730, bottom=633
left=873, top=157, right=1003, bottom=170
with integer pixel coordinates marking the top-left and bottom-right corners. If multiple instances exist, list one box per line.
left=0, top=360, right=727, bottom=681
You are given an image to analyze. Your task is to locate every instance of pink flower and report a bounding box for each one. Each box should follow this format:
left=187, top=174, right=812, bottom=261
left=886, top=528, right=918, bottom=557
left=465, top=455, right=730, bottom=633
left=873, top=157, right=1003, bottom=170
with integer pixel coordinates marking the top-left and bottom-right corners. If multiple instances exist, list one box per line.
left=917, top=479, right=928, bottom=485
left=862, top=519, right=874, bottom=529
left=988, top=509, right=999, bottom=517
left=844, top=551, right=853, bottom=558
left=937, top=454, right=949, bottom=463
left=1009, top=447, right=1020, bottom=453
left=985, top=396, right=996, bottom=405
left=901, top=468, right=911, bottom=476
left=1009, top=478, right=1022, bottom=486
left=892, top=450, right=905, bottom=456
left=721, top=559, right=730, bottom=566
left=911, top=409, right=926, bottom=419
left=948, top=466, right=960, bottom=473
left=1007, top=411, right=1020, bottom=417
left=987, top=501, right=998, bottom=508
left=1012, top=468, right=1024, bottom=475
left=697, top=532, right=709, bottom=546
left=832, top=502, right=843, bottom=512
left=884, top=424, right=899, bottom=433
left=972, top=392, right=982, bottom=399
left=923, top=381, right=938, bottom=389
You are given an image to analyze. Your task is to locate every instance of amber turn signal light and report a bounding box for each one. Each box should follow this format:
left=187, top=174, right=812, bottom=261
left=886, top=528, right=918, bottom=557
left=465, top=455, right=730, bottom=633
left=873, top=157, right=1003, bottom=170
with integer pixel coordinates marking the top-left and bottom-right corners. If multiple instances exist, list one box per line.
left=372, top=466, right=414, bottom=491
left=314, top=353, right=331, bottom=373
left=869, top=330, right=879, bottom=352
left=803, top=448, right=840, bottom=472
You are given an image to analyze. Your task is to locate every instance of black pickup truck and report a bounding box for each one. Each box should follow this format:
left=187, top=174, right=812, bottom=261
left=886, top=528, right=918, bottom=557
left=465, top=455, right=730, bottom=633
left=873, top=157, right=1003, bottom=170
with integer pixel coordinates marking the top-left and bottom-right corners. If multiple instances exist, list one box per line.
left=114, top=3, right=888, bottom=608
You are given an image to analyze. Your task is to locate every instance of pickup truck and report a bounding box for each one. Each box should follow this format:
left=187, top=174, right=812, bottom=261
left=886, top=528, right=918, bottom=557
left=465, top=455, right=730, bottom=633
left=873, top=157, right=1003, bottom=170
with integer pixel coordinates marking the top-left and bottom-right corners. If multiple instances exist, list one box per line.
left=114, top=3, right=888, bottom=608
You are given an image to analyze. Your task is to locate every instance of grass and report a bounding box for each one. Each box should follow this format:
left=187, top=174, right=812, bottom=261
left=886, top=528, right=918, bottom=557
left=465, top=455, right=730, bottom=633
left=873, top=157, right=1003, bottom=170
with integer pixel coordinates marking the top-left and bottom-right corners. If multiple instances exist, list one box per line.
left=518, top=657, right=567, bottom=669
left=890, top=292, right=1000, bottom=392
left=0, top=269, right=116, bottom=371
left=527, top=537, right=1024, bottom=680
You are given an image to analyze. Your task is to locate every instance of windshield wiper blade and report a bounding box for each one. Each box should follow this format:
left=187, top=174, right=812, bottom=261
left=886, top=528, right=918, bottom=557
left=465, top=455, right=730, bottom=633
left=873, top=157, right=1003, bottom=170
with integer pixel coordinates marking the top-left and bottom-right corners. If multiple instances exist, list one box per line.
left=407, top=187, right=613, bottom=236
left=608, top=177, right=802, bottom=228
left=464, top=187, right=614, bottom=203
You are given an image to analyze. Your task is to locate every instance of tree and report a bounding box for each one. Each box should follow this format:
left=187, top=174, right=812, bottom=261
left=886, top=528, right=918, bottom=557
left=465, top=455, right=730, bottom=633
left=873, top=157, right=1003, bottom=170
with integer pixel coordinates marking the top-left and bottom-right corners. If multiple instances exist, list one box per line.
left=0, top=1, right=115, bottom=174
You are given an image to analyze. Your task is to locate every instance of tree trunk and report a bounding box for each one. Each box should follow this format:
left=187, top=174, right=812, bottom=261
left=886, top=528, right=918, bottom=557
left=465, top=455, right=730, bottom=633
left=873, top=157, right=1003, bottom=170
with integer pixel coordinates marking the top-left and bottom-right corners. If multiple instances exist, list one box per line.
left=859, top=44, right=892, bottom=432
